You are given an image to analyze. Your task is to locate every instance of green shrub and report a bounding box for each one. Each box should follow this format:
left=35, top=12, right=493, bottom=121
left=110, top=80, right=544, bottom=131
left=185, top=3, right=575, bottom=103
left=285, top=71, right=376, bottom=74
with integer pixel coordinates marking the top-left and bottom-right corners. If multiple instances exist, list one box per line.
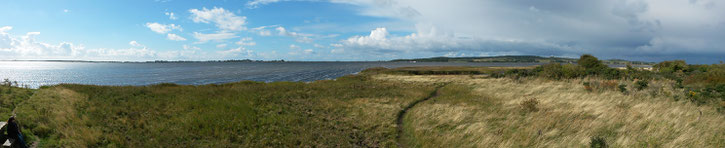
left=654, top=60, right=687, bottom=73
left=618, top=84, right=628, bottom=94
left=635, top=80, right=649, bottom=91
left=537, top=63, right=565, bottom=79
left=590, top=136, right=608, bottom=148
left=578, top=54, right=607, bottom=75
left=601, top=68, right=622, bottom=80
left=562, top=64, right=586, bottom=78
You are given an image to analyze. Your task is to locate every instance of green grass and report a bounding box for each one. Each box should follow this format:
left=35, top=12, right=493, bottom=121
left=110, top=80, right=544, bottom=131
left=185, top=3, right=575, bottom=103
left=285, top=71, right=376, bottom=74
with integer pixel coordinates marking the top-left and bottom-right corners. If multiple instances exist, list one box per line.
left=3, top=58, right=725, bottom=147
left=13, top=74, right=435, bottom=147
left=0, top=83, right=34, bottom=118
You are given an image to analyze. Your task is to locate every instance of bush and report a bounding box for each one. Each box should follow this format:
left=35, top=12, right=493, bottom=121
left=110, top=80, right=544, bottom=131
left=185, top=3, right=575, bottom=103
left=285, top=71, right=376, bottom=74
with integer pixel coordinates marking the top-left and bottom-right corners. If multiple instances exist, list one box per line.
left=537, top=63, right=565, bottom=79
left=635, top=80, right=649, bottom=90
left=578, top=54, right=607, bottom=75
left=618, top=84, right=628, bottom=94
left=562, top=64, right=586, bottom=78
left=601, top=68, right=622, bottom=80
left=654, top=60, right=687, bottom=73
left=520, top=98, right=540, bottom=112
left=590, top=136, right=608, bottom=148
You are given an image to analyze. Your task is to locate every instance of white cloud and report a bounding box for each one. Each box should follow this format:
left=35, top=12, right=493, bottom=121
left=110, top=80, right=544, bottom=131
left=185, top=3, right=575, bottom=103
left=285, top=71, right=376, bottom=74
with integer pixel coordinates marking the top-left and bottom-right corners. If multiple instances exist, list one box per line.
left=165, top=12, right=177, bottom=20
left=0, top=26, right=174, bottom=60
left=63, top=9, right=69, bottom=13
left=303, top=49, right=315, bottom=54
left=289, top=44, right=300, bottom=49
left=330, top=43, right=343, bottom=48
left=192, top=32, right=238, bottom=43
left=183, top=45, right=200, bottom=50
left=258, top=30, right=271, bottom=36
left=0, top=28, right=85, bottom=58
left=145, top=22, right=182, bottom=34
left=218, top=46, right=254, bottom=57
left=246, top=0, right=725, bottom=63
left=0, top=26, right=12, bottom=33
left=330, top=48, right=344, bottom=54
left=334, top=26, right=580, bottom=58
left=235, top=37, right=256, bottom=46
left=216, top=44, right=228, bottom=48
left=166, top=33, right=187, bottom=41
left=0, top=26, right=262, bottom=61
left=129, top=41, right=143, bottom=47
left=251, top=26, right=276, bottom=36
left=189, top=7, right=247, bottom=31
left=275, top=26, right=318, bottom=43
left=246, top=0, right=281, bottom=8
left=313, top=44, right=326, bottom=48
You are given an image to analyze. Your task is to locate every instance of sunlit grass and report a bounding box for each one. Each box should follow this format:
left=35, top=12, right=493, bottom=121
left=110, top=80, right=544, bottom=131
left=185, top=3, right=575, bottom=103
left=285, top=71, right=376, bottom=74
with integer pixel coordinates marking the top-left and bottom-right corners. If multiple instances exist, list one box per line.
left=13, top=75, right=435, bottom=147
left=377, top=75, right=725, bottom=147
left=4, top=65, right=725, bottom=147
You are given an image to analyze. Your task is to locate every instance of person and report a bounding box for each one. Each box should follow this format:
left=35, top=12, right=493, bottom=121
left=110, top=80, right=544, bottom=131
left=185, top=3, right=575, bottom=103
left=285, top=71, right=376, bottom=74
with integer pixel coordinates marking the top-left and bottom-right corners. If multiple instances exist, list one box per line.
left=6, top=117, right=27, bottom=148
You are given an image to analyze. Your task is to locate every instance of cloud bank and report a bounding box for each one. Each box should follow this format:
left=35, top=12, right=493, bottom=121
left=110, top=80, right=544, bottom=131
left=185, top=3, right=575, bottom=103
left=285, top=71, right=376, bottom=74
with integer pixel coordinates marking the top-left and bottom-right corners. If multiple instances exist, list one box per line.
left=251, top=0, right=725, bottom=63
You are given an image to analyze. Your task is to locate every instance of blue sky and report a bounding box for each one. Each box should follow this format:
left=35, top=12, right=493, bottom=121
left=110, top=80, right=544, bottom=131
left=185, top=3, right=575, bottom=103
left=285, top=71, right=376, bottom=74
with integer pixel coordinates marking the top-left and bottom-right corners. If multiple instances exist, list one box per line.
left=1, top=0, right=724, bottom=63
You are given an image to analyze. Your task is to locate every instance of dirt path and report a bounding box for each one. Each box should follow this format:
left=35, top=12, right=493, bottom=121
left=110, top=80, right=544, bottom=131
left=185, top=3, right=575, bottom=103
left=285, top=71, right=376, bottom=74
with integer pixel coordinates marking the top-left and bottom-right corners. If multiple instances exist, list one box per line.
left=396, top=84, right=445, bottom=148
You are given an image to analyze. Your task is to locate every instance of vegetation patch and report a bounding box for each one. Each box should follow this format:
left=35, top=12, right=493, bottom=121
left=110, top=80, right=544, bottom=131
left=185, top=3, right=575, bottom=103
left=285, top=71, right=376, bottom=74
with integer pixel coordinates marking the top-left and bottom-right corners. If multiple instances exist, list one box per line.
left=12, top=74, right=435, bottom=147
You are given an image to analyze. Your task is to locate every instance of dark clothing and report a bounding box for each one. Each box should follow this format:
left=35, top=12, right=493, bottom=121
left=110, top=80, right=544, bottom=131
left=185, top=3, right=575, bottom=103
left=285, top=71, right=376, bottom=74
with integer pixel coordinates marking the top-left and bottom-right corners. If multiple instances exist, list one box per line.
left=6, top=122, right=26, bottom=148
left=12, top=133, right=27, bottom=148
left=6, top=122, right=19, bottom=138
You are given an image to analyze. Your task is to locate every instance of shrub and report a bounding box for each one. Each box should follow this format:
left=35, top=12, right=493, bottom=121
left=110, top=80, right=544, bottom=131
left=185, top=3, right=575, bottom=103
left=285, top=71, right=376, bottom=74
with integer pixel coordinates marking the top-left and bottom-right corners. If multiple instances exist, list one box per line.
left=654, top=60, right=687, bottom=73
left=578, top=54, right=607, bottom=75
left=537, top=63, right=565, bottom=79
left=520, top=98, right=540, bottom=112
left=618, top=84, right=628, bottom=94
left=562, top=64, right=586, bottom=78
left=635, top=80, right=649, bottom=90
left=601, top=68, right=622, bottom=80
left=590, top=136, right=608, bottom=148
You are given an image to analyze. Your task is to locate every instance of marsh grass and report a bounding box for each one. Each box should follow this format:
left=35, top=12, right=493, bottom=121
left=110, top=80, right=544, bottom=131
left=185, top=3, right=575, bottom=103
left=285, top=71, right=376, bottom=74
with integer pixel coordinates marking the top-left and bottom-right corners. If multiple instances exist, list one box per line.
left=5, top=65, right=725, bottom=147
left=0, top=81, right=34, bottom=118
left=14, top=75, right=435, bottom=147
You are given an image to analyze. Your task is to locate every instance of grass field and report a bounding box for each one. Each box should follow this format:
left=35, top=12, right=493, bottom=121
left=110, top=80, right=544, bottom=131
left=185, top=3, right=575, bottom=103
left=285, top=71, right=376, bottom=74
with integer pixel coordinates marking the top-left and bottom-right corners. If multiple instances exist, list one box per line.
left=378, top=75, right=725, bottom=147
left=12, top=75, right=436, bottom=147
left=1, top=63, right=724, bottom=147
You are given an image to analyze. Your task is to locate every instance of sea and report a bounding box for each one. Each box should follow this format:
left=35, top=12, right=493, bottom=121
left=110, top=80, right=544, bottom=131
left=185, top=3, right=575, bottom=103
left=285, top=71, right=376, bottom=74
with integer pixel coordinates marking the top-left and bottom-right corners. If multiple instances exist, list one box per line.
left=0, top=61, right=543, bottom=88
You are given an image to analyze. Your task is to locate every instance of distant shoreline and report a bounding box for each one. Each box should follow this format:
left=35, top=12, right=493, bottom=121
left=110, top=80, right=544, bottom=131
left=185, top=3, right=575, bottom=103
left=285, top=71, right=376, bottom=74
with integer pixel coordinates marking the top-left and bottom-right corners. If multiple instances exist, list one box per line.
left=0, top=55, right=656, bottom=64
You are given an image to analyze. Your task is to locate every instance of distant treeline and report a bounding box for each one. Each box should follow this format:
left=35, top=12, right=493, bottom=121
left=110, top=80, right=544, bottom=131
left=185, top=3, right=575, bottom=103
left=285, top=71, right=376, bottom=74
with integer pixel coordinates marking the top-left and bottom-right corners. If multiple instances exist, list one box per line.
left=391, top=55, right=655, bottom=65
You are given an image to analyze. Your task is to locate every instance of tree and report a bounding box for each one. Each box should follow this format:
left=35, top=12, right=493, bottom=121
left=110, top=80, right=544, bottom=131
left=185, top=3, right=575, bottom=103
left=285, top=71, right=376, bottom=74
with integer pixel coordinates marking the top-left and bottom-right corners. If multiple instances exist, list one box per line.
left=578, top=54, right=606, bottom=75
left=653, top=60, right=687, bottom=73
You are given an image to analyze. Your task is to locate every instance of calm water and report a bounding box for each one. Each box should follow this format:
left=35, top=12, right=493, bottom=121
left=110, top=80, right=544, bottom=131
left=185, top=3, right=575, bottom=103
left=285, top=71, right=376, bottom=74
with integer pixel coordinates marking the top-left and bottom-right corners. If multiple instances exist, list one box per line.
left=0, top=61, right=542, bottom=88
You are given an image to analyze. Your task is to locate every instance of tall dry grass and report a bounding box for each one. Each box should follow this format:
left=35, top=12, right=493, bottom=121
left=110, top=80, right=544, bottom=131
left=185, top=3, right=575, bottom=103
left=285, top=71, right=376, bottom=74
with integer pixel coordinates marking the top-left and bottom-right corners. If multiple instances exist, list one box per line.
left=376, top=74, right=725, bottom=147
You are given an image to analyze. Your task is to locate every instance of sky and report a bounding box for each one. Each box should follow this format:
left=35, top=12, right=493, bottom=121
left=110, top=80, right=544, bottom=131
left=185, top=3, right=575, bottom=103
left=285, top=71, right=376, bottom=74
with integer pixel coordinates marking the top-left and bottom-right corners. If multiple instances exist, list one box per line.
left=0, top=0, right=724, bottom=63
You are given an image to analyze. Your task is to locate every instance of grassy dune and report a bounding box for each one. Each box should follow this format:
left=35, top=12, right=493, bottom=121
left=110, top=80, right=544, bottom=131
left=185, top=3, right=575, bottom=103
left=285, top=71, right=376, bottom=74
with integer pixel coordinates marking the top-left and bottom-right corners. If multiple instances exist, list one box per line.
left=1, top=61, right=724, bottom=147
left=0, top=81, right=34, bottom=118
left=12, top=75, right=435, bottom=147
left=378, top=75, right=725, bottom=147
